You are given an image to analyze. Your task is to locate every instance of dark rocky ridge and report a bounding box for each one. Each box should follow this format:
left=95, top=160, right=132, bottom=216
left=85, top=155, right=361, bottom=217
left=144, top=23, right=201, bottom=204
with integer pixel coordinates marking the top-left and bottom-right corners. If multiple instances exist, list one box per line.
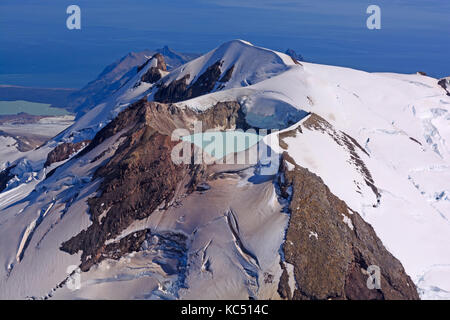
left=139, top=53, right=168, bottom=84
left=154, top=60, right=234, bottom=103
left=44, top=141, right=90, bottom=167
left=140, top=68, right=163, bottom=84
left=0, top=165, right=16, bottom=193
left=277, top=152, right=419, bottom=300
left=219, top=65, right=235, bottom=83
left=154, top=75, right=190, bottom=104
left=137, top=53, right=167, bottom=73
left=438, top=78, right=450, bottom=96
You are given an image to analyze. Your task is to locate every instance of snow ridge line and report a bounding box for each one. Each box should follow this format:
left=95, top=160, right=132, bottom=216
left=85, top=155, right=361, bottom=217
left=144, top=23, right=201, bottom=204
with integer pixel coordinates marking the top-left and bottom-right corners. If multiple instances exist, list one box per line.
left=15, top=202, right=54, bottom=263
left=225, top=208, right=261, bottom=298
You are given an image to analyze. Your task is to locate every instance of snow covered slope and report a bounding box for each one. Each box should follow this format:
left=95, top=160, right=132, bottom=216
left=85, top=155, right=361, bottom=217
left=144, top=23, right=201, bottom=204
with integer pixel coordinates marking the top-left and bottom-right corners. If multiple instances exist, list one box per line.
left=0, top=40, right=449, bottom=299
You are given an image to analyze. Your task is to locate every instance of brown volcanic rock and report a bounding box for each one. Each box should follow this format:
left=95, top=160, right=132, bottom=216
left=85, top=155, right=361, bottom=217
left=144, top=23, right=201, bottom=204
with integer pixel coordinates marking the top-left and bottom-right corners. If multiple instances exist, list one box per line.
left=197, top=100, right=250, bottom=130
left=152, top=53, right=167, bottom=71
left=78, top=98, right=247, bottom=159
left=137, top=53, right=167, bottom=73
left=44, top=140, right=90, bottom=167
left=154, top=74, right=190, bottom=103
left=61, top=123, right=192, bottom=271
left=278, top=153, right=419, bottom=300
left=141, top=68, right=164, bottom=84
left=277, top=263, right=293, bottom=300
left=140, top=53, right=168, bottom=84
left=186, top=60, right=223, bottom=98
left=219, top=64, right=235, bottom=83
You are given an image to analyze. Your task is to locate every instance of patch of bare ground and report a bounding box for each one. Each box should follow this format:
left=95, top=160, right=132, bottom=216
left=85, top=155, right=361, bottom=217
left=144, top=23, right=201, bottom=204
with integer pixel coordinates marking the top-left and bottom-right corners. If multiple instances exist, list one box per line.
left=44, top=140, right=90, bottom=167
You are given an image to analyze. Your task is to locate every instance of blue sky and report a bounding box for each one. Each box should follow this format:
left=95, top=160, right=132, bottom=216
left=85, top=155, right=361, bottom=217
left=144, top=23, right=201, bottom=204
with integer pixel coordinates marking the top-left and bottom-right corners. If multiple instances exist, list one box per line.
left=0, top=0, right=449, bottom=88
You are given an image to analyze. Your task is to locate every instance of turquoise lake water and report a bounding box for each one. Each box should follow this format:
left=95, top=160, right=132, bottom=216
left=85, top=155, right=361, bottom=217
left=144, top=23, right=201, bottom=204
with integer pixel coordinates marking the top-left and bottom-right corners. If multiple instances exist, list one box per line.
left=0, top=100, right=70, bottom=116
left=182, top=131, right=263, bottom=159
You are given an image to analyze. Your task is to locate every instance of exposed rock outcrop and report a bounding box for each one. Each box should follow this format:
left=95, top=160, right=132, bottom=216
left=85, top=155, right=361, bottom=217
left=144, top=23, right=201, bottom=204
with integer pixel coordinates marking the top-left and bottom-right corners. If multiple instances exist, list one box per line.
left=44, top=141, right=90, bottom=167
left=60, top=120, right=193, bottom=271
left=277, top=153, right=419, bottom=300
left=138, top=53, right=167, bottom=73
left=139, top=53, right=168, bottom=84
left=187, top=60, right=223, bottom=97
left=141, top=69, right=163, bottom=84
left=154, top=74, right=190, bottom=103
left=438, top=77, right=450, bottom=96
left=154, top=60, right=234, bottom=103
left=300, top=114, right=380, bottom=200
left=0, top=165, right=16, bottom=193
left=219, top=64, right=235, bottom=83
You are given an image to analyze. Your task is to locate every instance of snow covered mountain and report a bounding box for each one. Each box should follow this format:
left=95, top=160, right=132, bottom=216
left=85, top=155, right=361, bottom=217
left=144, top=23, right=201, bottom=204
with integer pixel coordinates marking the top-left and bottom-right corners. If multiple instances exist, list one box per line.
left=0, top=40, right=449, bottom=300
left=65, top=47, right=199, bottom=117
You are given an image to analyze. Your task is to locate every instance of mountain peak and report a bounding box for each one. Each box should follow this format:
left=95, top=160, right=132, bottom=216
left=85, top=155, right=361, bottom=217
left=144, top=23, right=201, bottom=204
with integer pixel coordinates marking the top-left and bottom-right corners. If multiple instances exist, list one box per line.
left=155, top=39, right=296, bottom=101
left=158, top=45, right=176, bottom=56
left=285, top=48, right=304, bottom=62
